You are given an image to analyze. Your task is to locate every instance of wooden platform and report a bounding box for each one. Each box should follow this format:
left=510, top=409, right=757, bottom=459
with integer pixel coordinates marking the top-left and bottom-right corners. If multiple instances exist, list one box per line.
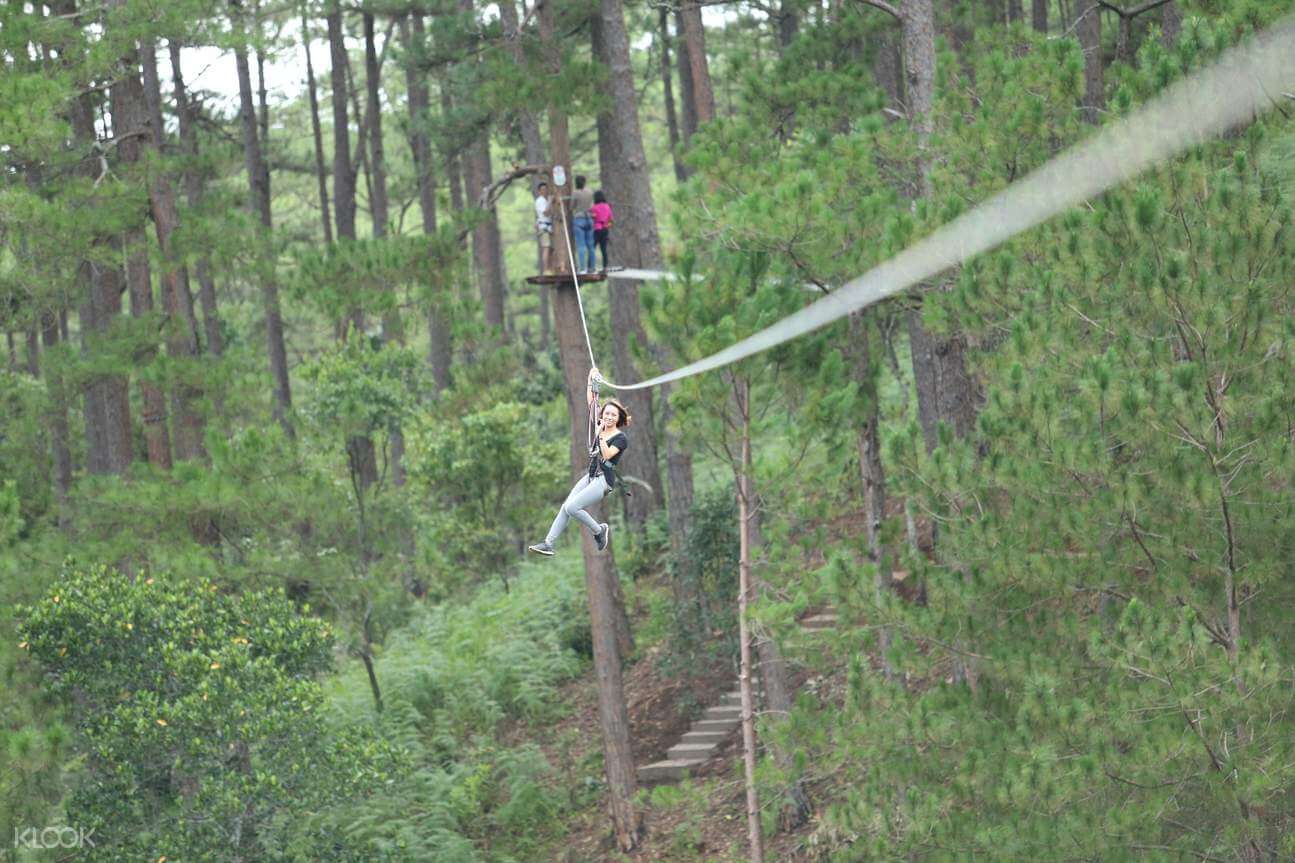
left=524, top=271, right=607, bottom=286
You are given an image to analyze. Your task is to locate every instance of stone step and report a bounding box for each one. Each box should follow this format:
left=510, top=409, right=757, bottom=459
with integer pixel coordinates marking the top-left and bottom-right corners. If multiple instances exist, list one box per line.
left=679, top=730, right=729, bottom=745
left=720, top=691, right=764, bottom=706
left=637, top=759, right=705, bottom=783
left=703, top=705, right=742, bottom=721
left=667, top=741, right=720, bottom=762
left=800, top=613, right=839, bottom=630
left=692, top=718, right=740, bottom=733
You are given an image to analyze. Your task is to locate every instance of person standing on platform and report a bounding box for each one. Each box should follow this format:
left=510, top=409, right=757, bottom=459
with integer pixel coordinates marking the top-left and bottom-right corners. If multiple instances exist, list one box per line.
left=534, top=181, right=554, bottom=274
left=591, top=190, right=614, bottom=272
left=570, top=176, right=596, bottom=274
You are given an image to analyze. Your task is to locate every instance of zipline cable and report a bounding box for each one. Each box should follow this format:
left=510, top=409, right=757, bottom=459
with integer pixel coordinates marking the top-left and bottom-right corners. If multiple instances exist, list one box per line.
left=553, top=191, right=602, bottom=453
left=586, top=17, right=1295, bottom=393
left=555, top=192, right=597, bottom=369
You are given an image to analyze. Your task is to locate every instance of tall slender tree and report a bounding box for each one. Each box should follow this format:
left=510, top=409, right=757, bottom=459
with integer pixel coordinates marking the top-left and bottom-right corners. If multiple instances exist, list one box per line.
left=139, top=38, right=206, bottom=462
left=108, top=55, right=172, bottom=470
left=538, top=0, right=639, bottom=847
left=71, top=79, right=133, bottom=476
left=590, top=0, right=664, bottom=527
left=657, top=8, right=688, bottom=182
left=233, top=0, right=293, bottom=436
left=402, top=12, right=452, bottom=393
left=169, top=44, right=224, bottom=359
left=1077, top=0, right=1104, bottom=122
left=678, top=1, right=716, bottom=125
left=300, top=8, right=334, bottom=245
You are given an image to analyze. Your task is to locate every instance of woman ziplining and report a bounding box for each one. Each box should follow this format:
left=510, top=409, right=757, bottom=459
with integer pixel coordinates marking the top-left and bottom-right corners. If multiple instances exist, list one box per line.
left=528, top=366, right=630, bottom=557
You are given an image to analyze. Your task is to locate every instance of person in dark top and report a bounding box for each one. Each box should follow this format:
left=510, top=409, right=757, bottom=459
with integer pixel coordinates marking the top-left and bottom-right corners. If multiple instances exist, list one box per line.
left=590, top=190, right=613, bottom=271
left=529, top=366, right=629, bottom=556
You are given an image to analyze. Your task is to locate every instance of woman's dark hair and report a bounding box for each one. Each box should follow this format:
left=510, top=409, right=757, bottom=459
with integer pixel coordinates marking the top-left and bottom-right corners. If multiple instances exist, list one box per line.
left=593, top=190, right=607, bottom=204
left=536, top=181, right=548, bottom=192
left=575, top=175, right=587, bottom=189
left=603, top=399, right=631, bottom=429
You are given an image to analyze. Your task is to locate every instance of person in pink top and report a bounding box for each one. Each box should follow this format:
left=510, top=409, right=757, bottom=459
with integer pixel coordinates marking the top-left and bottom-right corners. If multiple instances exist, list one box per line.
left=590, top=190, right=614, bottom=272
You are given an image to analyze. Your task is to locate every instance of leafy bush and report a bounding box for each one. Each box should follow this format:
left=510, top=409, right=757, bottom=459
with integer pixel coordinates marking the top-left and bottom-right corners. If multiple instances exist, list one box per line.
left=408, top=401, right=566, bottom=594
left=653, top=487, right=740, bottom=672
left=0, top=371, right=52, bottom=533
left=16, top=565, right=408, bottom=862
left=313, top=558, right=589, bottom=859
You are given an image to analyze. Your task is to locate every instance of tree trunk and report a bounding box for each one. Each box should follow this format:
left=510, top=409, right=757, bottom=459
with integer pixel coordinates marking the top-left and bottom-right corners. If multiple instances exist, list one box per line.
left=170, top=43, right=224, bottom=359
left=364, top=12, right=390, bottom=242
left=363, top=11, right=406, bottom=486
left=1161, top=0, right=1181, bottom=47
left=658, top=8, right=688, bottom=182
left=301, top=7, right=334, bottom=244
left=454, top=0, right=508, bottom=334
left=658, top=382, right=693, bottom=558
left=82, top=263, right=133, bottom=476
left=24, top=328, right=38, bottom=377
left=325, top=5, right=379, bottom=490
left=127, top=243, right=172, bottom=471
left=256, top=45, right=269, bottom=149
left=853, top=316, right=890, bottom=579
left=403, top=13, right=452, bottom=394
left=1115, top=11, right=1132, bottom=63
left=72, top=84, right=133, bottom=477
left=40, top=313, right=73, bottom=518
left=591, top=0, right=665, bottom=527
left=678, top=2, right=716, bottom=125
left=140, top=38, right=206, bottom=462
left=895, top=0, right=980, bottom=455
left=329, top=5, right=359, bottom=250
left=1077, top=0, right=1104, bottom=123
left=907, top=308, right=978, bottom=453
left=901, top=0, right=935, bottom=194
left=741, top=451, right=810, bottom=828
left=441, top=85, right=466, bottom=215
left=850, top=311, right=894, bottom=677
left=874, top=30, right=903, bottom=112
left=541, top=0, right=639, bottom=847
left=551, top=280, right=641, bottom=851
left=736, top=378, right=765, bottom=863
left=675, top=10, right=699, bottom=141
left=498, top=0, right=547, bottom=275
left=1007, top=0, right=1023, bottom=24
left=1032, top=0, right=1048, bottom=32
left=778, top=0, right=799, bottom=54
left=234, top=24, right=293, bottom=437
left=464, top=136, right=508, bottom=332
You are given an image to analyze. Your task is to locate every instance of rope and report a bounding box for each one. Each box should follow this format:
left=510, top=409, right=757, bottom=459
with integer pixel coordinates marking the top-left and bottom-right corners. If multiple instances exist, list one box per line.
left=555, top=191, right=596, bottom=368
left=554, top=190, right=603, bottom=456
left=583, top=17, right=1295, bottom=393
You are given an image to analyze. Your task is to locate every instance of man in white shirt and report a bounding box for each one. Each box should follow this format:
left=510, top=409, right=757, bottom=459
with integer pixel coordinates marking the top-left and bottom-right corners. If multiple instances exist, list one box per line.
left=534, top=182, right=553, bottom=273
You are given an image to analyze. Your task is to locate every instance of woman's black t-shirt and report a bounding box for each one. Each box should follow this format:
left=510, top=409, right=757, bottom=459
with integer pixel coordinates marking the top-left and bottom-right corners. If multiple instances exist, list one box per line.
left=589, top=431, right=629, bottom=489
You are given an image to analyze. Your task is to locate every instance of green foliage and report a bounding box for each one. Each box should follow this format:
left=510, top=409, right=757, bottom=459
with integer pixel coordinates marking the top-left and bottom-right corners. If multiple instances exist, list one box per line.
left=303, top=338, right=426, bottom=443
left=310, top=560, right=590, bottom=860
left=790, top=55, right=1295, bottom=863
left=407, top=399, right=566, bottom=595
left=16, top=565, right=409, bottom=862
left=0, top=371, right=52, bottom=533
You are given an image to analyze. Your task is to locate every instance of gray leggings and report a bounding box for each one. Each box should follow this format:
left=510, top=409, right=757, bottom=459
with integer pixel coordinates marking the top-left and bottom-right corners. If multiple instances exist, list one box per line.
left=545, top=473, right=610, bottom=545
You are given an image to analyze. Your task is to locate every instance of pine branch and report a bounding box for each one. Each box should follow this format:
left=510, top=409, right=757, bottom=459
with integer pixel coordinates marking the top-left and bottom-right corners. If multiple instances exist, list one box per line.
left=848, top=0, right=903, bottom=22
left=1095, top=0, right=1174, bottom=17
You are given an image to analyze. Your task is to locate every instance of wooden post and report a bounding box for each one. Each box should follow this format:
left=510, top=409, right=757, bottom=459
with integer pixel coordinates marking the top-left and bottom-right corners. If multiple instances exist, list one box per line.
left=737, top=376, right=765, bottom=863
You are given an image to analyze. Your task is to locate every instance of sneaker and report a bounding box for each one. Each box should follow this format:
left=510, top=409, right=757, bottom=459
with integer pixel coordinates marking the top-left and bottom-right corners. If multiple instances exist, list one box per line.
left=595, top=523, right=611, bottom=552
left=528, top=542, right=555, bottom=556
